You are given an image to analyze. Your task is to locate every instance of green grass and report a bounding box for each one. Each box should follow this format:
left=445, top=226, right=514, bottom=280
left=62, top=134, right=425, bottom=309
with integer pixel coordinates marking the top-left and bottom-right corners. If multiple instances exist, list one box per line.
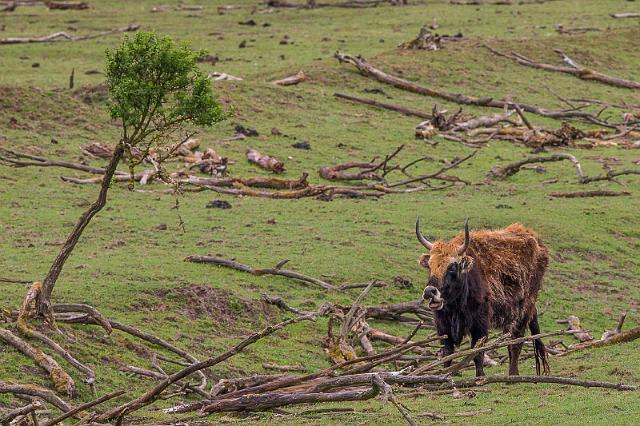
left=1, top=0, right=640, bottom=424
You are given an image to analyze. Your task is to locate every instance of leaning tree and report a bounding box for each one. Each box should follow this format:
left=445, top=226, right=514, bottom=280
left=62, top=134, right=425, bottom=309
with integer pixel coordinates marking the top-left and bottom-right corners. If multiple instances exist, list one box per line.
left=29, top=31, right=225, bottom=322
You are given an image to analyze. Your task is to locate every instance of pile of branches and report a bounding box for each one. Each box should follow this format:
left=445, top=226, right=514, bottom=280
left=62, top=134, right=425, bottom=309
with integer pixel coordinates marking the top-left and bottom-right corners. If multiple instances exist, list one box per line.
left=1, top=277, right=639, bottom=424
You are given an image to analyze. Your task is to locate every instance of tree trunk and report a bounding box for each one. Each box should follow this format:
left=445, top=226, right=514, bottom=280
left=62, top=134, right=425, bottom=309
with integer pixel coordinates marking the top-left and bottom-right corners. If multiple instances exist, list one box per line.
left=35, top=143, right=125, bottom=319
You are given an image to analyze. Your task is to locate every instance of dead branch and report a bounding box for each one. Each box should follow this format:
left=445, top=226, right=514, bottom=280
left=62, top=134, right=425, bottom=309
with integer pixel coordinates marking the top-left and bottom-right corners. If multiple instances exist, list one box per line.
left=398, top=26, right=462, bottom=51
left=555, top=316, right=593, bottom=342
left=579, top=168, right=640, bottom=184
left=96, top=314, right=314, bottom=421
left=601, top=312, right=627, bottom=341
left=53, top=305, right=208, bottom=392
left=0, top=147, right=128, bottom=176
left=272, top=70, right=306, bottom=86
left=246, top=149, right=285, bottom=173
left=41, top=390, right=125, bottom=426
left=0, top=24, right=139, bottom=45
left=319, top=145, right=404, bottom=181
left=185, top=173, right=310, bottom=190
left=488, top=153, right=584, bottom=180
left=335, top=52, right=611, bottom=126
left=1, top=401, right=42, bottom=425
left=387, top=150, right=477, bottom=187
left=0, top=382, right=72, bottom=413
left=334, top=92, right=432, bottom=119
left=441, top=374, right=640, bottom=391
left=483, top=45, right=640, bottom=90
left=550, top=190, right=631, bottom=198
left=610, top=13, right=640, bottom=19
left=0, top=277, right=32, bottom=284
left=46, top=1, right=89, bottom=10
left=0, top=328, right=75, bottom=396
left=560, top=326, right=640, bottom=356
left=184, top=255, right=337, bottom=290
left=451, top=110, right=515, bottom=131
left=263, top=363, right=306, bottom=372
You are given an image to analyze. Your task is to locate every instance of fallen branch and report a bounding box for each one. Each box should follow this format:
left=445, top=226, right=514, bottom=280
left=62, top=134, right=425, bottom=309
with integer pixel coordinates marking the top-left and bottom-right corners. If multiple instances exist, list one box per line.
left=560, top=326, right=640, bottom=356
left=488, top=154, right=584, bottom=180
left=247, top=149, right=285, bottom=173
left=0, top=328, right=75, bottom=396
left=272, top=70, right=306, bottom=86
left=41, top=390, right=125, bottom=426
left=387, top=150, right=477, bottom=187
left=46, top=1, right=89, bottom=10
left=0, top=24, right=139, bottom=45
left=0, top=147, right=128, bottom=176
left=97, top=314, right=314, bottom=421
left=556, top=315, right=593, bottom=342
left=579, top=168, right=640, bottom=184
left=0, top=381, right=72, bottom=413
left=441, top=374, right=640, bottom=391
left=550, top=190, right=631, bottom=198
left=0, top=401, right=42, bottom=425
left=184, top=255, right=337, bottom=290
left=319, top=145, right=404, bottom=181
left=610, top=13, right=640, bottom=19
left=335, top=52, right=612, bottom=126
left=334, top=92, right=433, bottom=119
left=483, top=45, right=640, bottom=90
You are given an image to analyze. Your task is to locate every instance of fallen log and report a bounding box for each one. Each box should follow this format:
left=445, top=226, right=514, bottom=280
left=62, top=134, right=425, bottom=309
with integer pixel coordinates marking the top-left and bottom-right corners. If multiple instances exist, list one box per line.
left=335, top=52, right=612, bottom=126
left=0, top=24, right=139, bottom=45
left=487, top=154, right=584, bottom=180
left=247, top=149, right=285, bottom=173
left=0, top=401, right=42, bottom=425
left=483, top=45, right=640, bottom=90
left=549, top=190, right=631, bottom=198
left=0, top=328, right=75, bottom=396
left=334, top=92, right=433, bottom=119
left=272, top=70, right=306, bottom=86
left=0, top=147, right=128, bottom=175
left=560, top=326, right=640, bottom=356
left=184, top=255, right=337, bottom=290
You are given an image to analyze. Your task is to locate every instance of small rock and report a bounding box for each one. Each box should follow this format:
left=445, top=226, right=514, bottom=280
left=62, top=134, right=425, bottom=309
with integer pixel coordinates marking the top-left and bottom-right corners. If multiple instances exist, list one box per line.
left=239, top=19, right=257, bottom=26
left=271, top=127, right=282, bottom=136
left=393, top=275, right=413, bottom=289
left=266, top=218, right=277, bottom=224
left=234, top=124, right=259, bottom=137
left=292, top=142, right=310, bottom=150
left=32, top=62, right=40, bottom=68
left=207, top=200, right=232, bottom=209
left=156, top=224, right=168, bottom=230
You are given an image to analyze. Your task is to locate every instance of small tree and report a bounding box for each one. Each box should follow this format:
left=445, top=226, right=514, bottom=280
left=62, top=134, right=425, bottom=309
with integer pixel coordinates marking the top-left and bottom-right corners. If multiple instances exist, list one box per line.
left=32, top=32, right=224, bottom=320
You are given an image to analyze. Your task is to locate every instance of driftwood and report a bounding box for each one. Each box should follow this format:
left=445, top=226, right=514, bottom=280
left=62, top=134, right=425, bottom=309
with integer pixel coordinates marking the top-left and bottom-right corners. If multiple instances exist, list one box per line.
left=0, top=382, right=72, bottom=413
left=334, top=92, right=433, bottom=119
left=484, top=45, right=640, bottom=90
left=184, top=255, right=337, bottom=290
left=0, top=24, right=139, bottom=45
left=487, top=154, right=584, bottom=180
left=272, top=70, right=306, bottom=86
left=247, top=149, right=285, bottom=173
left=335, top=52, right=613, bottom=126
left=550, top=190, right=631, bottom=198
left=0, top=328, right=75, bottom=396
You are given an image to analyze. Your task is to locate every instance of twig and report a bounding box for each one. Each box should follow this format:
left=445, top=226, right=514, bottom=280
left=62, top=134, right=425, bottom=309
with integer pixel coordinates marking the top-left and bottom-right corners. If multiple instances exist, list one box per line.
left=1, top=401, right=42, bottom=426
left=41, top=390, right=125, bottom=426
left=0, top=381, right=72, bottom=413
left=387, top=150, right=477, bottom=187
left=488, top=154, right=584, bottom=180
left=0, top=24, right=139, bottom=45
left=334, top=92, right=433, bottom=119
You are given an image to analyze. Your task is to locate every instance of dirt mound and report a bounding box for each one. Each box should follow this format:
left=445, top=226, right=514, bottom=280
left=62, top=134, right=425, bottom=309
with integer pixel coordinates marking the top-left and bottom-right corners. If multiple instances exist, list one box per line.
left=145, top=285, right=277, bottom=324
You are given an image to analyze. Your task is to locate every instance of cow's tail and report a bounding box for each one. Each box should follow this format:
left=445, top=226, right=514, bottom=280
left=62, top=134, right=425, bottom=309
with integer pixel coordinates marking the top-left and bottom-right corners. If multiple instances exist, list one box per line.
left=529, top=313, right=550, bottom=375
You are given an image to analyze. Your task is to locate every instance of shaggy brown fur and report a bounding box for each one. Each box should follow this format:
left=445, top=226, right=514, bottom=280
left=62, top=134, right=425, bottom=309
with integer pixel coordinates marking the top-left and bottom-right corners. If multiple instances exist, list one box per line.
left=418, top=222, right=551, bottom=376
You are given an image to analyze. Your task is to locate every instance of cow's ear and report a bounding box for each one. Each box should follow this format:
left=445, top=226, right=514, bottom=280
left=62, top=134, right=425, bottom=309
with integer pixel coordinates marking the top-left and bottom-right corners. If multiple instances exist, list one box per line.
left=419, top=254, right=430, bottom=268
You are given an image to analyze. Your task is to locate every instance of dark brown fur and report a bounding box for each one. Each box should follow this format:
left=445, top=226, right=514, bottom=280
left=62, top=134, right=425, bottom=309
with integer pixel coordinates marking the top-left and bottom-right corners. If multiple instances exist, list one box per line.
left=419, top=223, right=551, bottom=376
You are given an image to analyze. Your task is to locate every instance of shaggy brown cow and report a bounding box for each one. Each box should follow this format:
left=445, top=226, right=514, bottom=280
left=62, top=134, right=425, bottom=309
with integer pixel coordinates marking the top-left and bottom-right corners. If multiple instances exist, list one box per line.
left=416, top=218, right=550, bottom=376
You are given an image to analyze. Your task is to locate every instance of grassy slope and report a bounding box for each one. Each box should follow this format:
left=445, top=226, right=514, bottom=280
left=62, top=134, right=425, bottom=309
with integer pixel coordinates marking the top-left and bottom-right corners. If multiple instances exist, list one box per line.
left=0, top=0, right=639, bottom=424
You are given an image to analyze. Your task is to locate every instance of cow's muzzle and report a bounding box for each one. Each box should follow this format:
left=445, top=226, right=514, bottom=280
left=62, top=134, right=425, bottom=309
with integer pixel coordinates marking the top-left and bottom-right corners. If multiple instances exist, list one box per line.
left=423, top=286, right=444, bottom=311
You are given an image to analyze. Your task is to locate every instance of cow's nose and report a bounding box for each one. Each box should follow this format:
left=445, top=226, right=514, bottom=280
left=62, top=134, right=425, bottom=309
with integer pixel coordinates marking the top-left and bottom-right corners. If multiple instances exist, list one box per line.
left=423, top=286, right=438, bottom=300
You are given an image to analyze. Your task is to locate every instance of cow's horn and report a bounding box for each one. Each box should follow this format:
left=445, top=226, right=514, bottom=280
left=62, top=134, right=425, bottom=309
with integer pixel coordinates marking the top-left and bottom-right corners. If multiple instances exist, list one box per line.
left=415, top=217, right=433, bottom=250
left=457, top=217, right=470, bottom=255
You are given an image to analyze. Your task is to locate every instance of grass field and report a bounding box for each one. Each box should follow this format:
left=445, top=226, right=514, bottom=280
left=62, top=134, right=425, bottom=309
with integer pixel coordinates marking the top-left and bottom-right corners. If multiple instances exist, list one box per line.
left=1, top=0, right=639, bottom=424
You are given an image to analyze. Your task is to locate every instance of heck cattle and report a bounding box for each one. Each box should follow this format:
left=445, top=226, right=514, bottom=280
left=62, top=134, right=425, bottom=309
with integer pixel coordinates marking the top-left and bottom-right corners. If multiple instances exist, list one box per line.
left=416, top=218, right=550, bottom=376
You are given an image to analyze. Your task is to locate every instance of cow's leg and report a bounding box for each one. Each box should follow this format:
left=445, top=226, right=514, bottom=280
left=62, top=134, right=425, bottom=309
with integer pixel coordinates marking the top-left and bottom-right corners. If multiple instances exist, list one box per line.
left=442, top=337, right=455, bottom=368
left=508, top=319, right=528, bottom=376
left=470, top=324, right=488, bottom=377
left=529, top=311, right=550, bottom=375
